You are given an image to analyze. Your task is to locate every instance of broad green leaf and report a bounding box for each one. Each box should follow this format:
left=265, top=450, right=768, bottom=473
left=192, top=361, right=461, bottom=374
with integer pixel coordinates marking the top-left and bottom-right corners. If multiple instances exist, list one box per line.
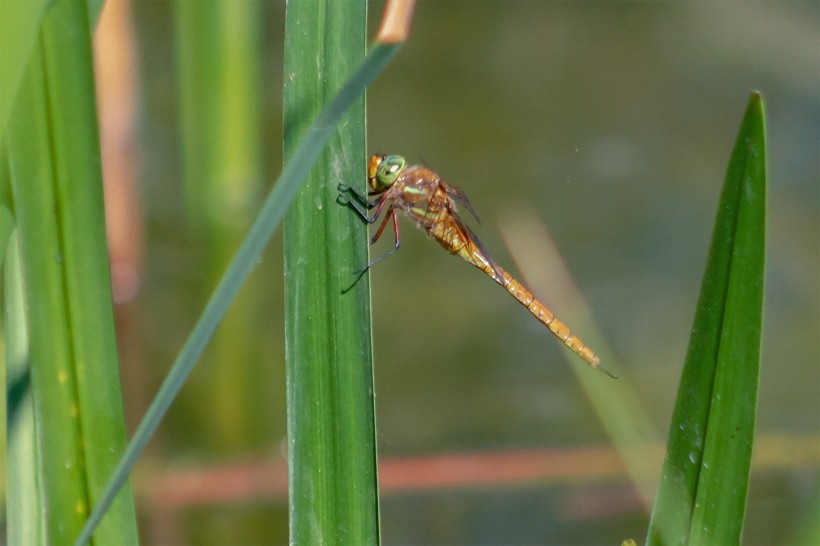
left=5, top=0, right=138, bottom=544
left=646, top=92, right=766, bottom=546
left=283, top=0, right=379, bottom=544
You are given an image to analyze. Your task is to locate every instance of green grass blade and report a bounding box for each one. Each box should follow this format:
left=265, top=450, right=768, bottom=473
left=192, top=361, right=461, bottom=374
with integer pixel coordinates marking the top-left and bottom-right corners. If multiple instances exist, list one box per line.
left=86, top=0, right=105, bottom=28
left=175, top=0, right=264, bottom=451
left=73, top=38, right=400, bottom=546
left=0, top=203, right=14, bottom=266
left=687, top=93, right=766, bottom=546
left=5, top=232, right=45, bottom=546
left=41, top=5, right=139, bottom=541
left=0, top=0, right=102, bottom=139
left=5, top=1, right=139, bottom=544
left=283, top=0, right=379, bottom=544
left=0, top=0, right=51, bottom=141
left=646, top=92, right=766, bottom=546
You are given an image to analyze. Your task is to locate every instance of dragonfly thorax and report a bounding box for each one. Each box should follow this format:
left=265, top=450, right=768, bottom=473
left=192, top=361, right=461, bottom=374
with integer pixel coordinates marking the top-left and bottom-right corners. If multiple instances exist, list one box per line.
left=368, top=154, right=406, bottom=192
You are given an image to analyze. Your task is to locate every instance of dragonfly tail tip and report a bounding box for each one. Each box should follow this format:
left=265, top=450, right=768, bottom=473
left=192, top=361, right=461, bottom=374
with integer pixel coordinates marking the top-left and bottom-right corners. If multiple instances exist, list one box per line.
left=596, top=364, right=618, bottom=380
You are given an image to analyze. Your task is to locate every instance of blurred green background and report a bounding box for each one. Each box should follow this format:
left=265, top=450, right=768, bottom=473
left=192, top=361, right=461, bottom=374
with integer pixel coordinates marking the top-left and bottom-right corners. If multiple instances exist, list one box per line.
left=102, top=1, right=818, bottom=544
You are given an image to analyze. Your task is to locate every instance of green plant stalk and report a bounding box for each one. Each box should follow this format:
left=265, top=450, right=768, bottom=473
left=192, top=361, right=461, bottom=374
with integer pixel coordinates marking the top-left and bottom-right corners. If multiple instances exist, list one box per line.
left=283, top=0, right=379, bottom=544
left=5, top=0, right=138, bottom=544
left=175, top=0, right=263, bottom=451
left=646, top=92, right=766, bottom=546
left=73, top=37, right=399, bottom=546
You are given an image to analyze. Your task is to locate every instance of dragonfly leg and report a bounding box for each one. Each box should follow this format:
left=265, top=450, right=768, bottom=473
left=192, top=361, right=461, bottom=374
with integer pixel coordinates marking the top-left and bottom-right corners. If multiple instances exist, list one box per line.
left=338, top=186, right=388, bottom=224
left=370, top=205, right=395, bottom=244
left=338, top=183, right=381, bottom=209
left=343, top=195, right=372, bottom=221
left=355, top=208, right=400, bottom=275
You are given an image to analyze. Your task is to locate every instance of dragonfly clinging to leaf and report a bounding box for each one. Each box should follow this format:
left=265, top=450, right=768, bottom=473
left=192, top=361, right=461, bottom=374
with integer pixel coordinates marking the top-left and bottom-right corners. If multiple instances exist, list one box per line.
left=338, top=154, right=614, bottom=378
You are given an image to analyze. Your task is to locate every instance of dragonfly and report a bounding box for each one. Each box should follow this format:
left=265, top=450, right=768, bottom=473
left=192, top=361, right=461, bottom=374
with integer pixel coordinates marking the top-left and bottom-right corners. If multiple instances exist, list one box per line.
left=339, top=153, right=614, bottom=378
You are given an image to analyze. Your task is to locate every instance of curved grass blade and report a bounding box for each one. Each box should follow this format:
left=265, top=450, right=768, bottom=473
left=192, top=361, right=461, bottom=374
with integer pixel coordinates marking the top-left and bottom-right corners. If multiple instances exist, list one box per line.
left=646, top=92, right=766, bottom=546
left=73, top=39, right=402, bottom=546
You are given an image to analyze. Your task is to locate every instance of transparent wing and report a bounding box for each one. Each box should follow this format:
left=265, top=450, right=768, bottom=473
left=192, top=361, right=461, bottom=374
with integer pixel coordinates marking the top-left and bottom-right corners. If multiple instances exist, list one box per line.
left=447, top=185, right=481, bottom=224
left=452, top=212, right=505, bottom=283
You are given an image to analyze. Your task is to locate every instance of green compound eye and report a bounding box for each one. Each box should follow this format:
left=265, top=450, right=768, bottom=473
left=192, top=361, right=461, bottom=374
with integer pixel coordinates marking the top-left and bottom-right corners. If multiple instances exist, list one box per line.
left=375, top=155, right=406, bottom=189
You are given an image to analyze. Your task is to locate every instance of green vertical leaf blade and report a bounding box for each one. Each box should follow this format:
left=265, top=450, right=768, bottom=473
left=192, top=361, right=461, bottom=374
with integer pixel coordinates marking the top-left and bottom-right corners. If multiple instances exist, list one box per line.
left=283, top=0, right=379, bottom=544
left=646, top=92, right=766, bottom=546
left=6, top=0, right=138, bottom=543
left=9, top=54, right=97, bottom=546
left=688, top=93, right=766, bottom=546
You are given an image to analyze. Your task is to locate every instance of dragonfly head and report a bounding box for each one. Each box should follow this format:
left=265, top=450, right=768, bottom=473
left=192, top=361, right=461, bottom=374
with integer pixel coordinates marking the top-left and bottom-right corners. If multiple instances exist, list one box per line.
left=368, top=154, right=406, bottom=192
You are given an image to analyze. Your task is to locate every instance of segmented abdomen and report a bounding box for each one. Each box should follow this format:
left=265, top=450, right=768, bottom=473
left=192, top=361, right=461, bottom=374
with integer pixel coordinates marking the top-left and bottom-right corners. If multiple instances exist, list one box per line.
left=495, top=269, right=600, bottom=369
left=438, top=222, right=601, bottom=370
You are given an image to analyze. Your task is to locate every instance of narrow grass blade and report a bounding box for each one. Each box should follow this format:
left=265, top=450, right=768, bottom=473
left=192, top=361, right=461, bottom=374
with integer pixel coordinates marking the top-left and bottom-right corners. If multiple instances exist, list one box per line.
left=73, top=38, right=401, bottom=546
left=283, top=0, right=379, bottom=544
left=5, top=0, right=139, bottom=543
left=0, top=203, right=13, bottom=266
left=646, top=92, right=766, bottom=546
left=5, top=232, right=45, bottom=546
